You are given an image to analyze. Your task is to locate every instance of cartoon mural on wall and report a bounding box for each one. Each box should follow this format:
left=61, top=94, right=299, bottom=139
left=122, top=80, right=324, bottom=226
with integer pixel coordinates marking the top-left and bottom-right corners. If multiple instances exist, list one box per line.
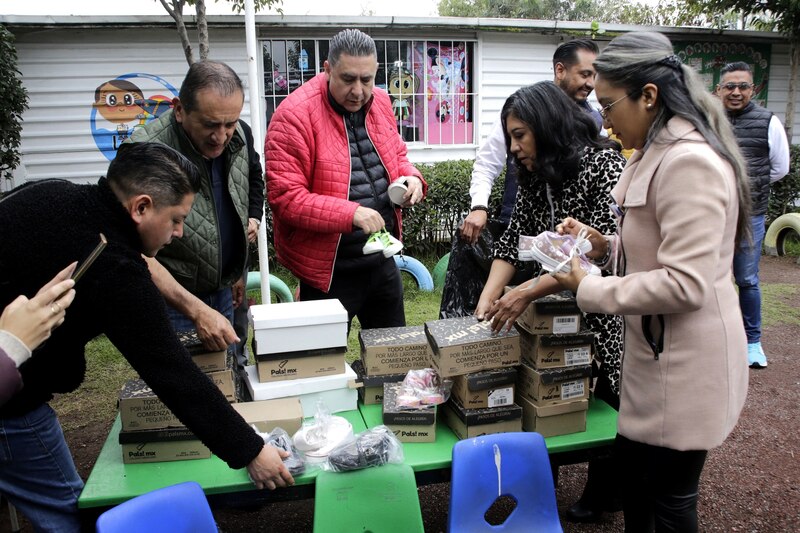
left=412, top=41, right=471, bottom=144
left=90, top=73, right=178, bottom=160
left=673, top=41, right=771, bottom=107
left=387, top=64, right=421, bottom=142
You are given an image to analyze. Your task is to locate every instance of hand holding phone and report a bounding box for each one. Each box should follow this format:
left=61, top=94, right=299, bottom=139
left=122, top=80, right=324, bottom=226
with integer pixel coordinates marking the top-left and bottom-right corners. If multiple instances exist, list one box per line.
left=72, top=233, right=107, bottom=283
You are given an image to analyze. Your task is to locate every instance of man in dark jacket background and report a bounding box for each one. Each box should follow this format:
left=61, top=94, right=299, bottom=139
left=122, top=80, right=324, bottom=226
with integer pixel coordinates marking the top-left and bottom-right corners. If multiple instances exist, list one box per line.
left=718, top=61, right=790, bottom=369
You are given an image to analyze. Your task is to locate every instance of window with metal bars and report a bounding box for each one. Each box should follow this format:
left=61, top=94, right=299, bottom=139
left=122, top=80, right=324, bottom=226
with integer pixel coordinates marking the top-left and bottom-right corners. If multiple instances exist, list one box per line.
left=262, top=38, right=475, bottom=146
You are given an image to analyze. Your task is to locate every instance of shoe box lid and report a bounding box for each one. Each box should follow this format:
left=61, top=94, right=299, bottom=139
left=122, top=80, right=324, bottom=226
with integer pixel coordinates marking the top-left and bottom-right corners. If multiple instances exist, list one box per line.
left=249, top=299, right=348, bottom=330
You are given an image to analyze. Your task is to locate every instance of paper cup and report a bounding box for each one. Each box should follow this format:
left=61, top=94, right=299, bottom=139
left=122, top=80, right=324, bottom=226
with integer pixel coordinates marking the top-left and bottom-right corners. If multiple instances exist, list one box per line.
left=388, top=180, right=408, bottom=205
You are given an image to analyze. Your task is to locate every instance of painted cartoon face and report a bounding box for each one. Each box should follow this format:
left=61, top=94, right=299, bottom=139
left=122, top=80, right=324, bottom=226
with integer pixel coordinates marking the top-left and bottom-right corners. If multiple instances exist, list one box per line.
left=94, top=81, right=145, bottom=123
left=388, top=69, right=418, bottom=98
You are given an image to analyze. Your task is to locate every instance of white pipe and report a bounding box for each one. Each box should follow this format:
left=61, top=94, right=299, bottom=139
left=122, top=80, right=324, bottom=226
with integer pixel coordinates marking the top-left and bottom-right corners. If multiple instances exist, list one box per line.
left=244, top=0, right=271, bottom=303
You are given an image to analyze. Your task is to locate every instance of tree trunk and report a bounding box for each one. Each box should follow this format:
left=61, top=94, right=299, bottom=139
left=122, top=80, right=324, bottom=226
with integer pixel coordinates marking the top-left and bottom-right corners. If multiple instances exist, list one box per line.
left=197, top=0, right=209, bottom=61
left=160, top=0, right=194, bottom=65
left=785, top=40, right=798, bottom=143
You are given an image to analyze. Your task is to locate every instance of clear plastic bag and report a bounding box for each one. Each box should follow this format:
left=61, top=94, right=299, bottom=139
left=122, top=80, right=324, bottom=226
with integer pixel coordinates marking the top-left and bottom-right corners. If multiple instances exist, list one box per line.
left=323, top=425, right=404, bottom=472
left=292, top=399, right=353, bottom=463
left=395, top=368, right=452, bottom=409
left=254, top=426, right=306, bottom=476
left=518, top=230, right=599, bottom=276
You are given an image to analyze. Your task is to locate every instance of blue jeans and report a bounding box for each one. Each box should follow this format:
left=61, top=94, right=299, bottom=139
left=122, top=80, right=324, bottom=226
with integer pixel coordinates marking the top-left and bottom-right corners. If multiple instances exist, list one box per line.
left=0, top=404, right=84, bottom=533
left=733, top=215, right=766, bottom=344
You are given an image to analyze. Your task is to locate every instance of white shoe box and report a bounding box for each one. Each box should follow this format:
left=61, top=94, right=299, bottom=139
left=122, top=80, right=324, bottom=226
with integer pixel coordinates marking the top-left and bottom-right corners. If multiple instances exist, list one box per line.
left=249, top=299, right=348, bottom=355
left=244, top=363, right=358, bottom=415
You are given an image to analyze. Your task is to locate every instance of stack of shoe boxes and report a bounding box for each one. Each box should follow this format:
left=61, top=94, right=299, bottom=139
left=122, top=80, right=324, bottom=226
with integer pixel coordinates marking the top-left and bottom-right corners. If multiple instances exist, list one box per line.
left=177, top=329, right=236, bottom=401
left=355, top=325, right=435, bottom=443
left=245, top=299, right=358, bottom=414
left=514, top=291, right=592, bottom=437
left=356, top=325, right=432, bottom=405
left=117, top=378, right=304, bottom=464
left=425, top=316, right=523, bottom=440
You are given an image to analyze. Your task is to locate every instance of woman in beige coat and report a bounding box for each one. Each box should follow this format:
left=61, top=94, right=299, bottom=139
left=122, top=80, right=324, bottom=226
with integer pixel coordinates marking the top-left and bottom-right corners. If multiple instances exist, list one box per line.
left=554, top=32, right=751, bottom=532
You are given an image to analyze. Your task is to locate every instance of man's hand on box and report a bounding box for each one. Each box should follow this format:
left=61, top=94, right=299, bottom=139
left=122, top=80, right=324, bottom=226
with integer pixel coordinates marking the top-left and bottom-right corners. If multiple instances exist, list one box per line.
left=247, top=445, right=294, bottom=490
left=195, top=305, right=239, bottom=352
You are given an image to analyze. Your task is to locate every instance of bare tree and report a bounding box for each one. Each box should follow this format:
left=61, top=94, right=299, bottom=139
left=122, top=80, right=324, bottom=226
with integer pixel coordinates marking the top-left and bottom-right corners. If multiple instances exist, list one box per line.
left=158, top=0, right=282, bottom=65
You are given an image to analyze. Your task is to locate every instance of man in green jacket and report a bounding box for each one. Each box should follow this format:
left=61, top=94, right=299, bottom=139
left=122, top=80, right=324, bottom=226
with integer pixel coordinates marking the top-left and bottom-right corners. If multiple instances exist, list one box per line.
left=128, top=61, right=264, bottom=381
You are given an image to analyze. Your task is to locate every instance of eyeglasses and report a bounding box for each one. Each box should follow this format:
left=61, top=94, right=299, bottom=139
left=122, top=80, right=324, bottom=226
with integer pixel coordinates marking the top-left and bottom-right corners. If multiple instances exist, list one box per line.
left=719, top=82, right=754, bottom=92
left=599, top=93, right=630, bottom=120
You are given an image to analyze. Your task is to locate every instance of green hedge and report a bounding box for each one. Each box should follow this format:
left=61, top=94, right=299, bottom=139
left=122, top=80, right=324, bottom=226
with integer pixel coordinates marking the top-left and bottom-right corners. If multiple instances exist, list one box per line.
left=261, top=158, right=500, bottom=267
left=767, top=144, right=800, bottom=225
left=400, top=159, right=506, bottom=257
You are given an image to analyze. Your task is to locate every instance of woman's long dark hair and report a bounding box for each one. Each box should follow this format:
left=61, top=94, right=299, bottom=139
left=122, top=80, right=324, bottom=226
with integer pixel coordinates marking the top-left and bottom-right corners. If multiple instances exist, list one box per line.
left=501, top=81, right=618, bottom=189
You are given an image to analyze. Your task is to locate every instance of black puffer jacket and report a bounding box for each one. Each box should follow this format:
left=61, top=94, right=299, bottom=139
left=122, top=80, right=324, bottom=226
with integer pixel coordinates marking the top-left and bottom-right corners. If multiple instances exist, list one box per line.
left=728, top=101, right=772, bottom=216
left=329, top=92, right=396, bottom=270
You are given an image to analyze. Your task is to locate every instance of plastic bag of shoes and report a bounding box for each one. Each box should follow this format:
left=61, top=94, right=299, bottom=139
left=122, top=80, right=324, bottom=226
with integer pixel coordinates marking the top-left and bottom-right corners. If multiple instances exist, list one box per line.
left=519, top=230, right=600, bottom=276
left=325, top=425, right=404, bottom=472
left=257, top=426, right=306, bottom=476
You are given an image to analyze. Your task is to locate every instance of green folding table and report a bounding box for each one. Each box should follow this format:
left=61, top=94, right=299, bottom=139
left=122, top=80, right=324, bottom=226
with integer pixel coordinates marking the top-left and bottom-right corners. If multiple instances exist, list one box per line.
left=78, top=408, right=368, bottom=512
left=358, top=396, right=618, bottom=480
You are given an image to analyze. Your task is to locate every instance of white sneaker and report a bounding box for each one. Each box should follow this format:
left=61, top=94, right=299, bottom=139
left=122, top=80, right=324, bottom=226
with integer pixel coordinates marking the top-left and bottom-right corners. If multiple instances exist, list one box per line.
left=380, top=230, right=403, bottom=258
left=363, top=232, right=385, bottom=255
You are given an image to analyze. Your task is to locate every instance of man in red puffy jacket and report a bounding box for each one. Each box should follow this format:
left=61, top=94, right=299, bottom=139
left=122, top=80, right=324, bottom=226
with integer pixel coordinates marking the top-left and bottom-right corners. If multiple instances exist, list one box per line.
left=266, top=29, right=427, bottom=330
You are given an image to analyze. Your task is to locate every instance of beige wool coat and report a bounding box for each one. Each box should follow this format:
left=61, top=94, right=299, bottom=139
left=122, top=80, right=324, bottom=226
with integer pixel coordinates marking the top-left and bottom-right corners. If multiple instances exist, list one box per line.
left=577, top=117, right=748, bottom=451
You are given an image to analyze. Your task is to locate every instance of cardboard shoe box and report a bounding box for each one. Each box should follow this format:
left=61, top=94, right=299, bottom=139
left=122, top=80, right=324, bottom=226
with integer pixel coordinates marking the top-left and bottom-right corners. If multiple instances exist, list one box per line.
left=516, top=362, right=591, bottom=406
left=518, top=328, right=594, bottom=369
left=207, top=369, right=236, bottom=402
left=244, top=363, right=358, bottom=414
left=441, top=398, right=522, bottom=440
left=517, top=394, right=588, bottom=437
left=231, top=397, right=304, bottom=436
left=120, top=439, right=211, bottom=464
left=424, top=316, right=520, bottom=378
left=351, top=359, right=405, bottom=405
left=249, top=299, right=347, bottom=355
left=359, top=325, right=432, bottom=376
left=255, top=346, right=346, bottom=383
left=511, top=290, right=582, bottom=335
left=119, top=379, right=184, bottom=432
left=450, top=367, right=516, bottom=410
left=382, top=383, right=437, bottom=443
left=176, top=329, right=228, bottom=373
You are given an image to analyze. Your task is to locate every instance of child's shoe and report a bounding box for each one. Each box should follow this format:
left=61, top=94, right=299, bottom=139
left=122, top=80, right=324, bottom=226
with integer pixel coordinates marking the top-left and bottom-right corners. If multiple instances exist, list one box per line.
left=380, top=230, right=403, bottom=258
left=363, top=232, right=385, bottom=255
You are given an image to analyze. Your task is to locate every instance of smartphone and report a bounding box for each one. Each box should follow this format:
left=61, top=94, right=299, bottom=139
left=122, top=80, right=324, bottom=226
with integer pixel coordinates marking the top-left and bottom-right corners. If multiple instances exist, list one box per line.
left=72, top=233, right=107, bottom=283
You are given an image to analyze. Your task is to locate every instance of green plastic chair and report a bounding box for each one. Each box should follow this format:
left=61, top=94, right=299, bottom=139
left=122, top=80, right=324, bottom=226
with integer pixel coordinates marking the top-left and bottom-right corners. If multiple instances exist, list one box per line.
left=313, top=463, right=424, bottom=533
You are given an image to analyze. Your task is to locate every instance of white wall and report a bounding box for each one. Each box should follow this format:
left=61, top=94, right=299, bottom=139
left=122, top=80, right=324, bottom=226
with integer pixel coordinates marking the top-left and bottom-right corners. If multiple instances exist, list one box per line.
left=12, top=26, right=255, bottom=186
left=767, top=43, right=800, bottom=146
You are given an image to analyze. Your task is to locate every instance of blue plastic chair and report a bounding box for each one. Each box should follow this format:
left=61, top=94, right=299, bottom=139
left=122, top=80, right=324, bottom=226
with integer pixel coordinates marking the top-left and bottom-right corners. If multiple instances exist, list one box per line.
left=448, top=432, right=562, bottom=532
left=96, top=481, right=217, bottom=533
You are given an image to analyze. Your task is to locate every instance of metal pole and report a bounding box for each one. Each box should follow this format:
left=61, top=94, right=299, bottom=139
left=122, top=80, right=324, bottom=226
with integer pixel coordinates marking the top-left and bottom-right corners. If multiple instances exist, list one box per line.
left=243, top=0, right=271, bottom=303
